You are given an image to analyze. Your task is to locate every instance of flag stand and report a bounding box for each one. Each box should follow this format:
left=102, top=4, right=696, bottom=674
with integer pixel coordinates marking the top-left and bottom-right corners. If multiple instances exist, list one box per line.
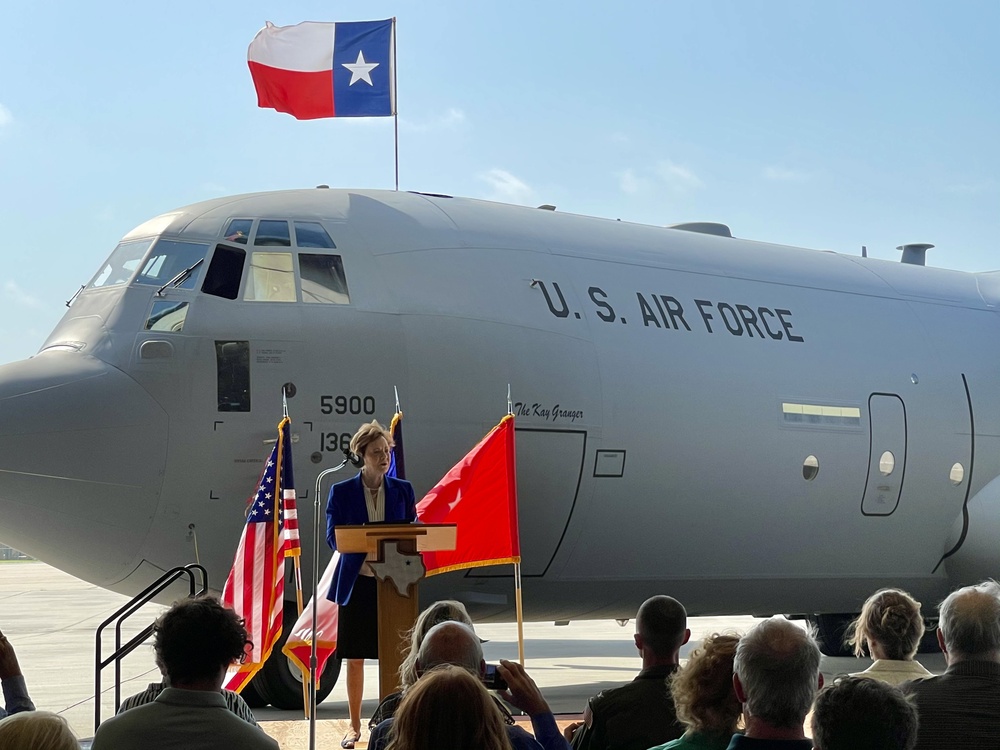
left=507, top=384, right=526, bottom=663
left=282, top=391, right=310, bottom=716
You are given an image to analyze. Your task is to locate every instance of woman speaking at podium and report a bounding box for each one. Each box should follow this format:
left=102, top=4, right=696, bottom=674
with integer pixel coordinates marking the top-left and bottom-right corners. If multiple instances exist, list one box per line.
left=326, top=420, right=417, bottom=749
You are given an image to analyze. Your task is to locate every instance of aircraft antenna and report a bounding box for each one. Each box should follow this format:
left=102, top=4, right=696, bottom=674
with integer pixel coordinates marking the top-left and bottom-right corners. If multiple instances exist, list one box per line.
left=862, top=245, right=867, bottom=258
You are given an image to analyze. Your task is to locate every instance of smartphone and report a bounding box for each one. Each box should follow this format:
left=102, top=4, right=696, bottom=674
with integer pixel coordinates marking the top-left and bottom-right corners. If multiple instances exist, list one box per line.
left=482, top=663, right=507, bottom=691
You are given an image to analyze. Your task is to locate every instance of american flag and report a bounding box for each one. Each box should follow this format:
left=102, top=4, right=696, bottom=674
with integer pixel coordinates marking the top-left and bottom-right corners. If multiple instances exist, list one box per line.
left=222, top=416, right=295, bottom=692
left=279, top=418, right=300, bottom=558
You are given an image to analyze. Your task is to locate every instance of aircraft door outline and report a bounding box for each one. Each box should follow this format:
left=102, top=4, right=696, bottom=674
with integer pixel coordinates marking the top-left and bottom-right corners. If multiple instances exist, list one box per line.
left=861, top=393, right=907, bottom=516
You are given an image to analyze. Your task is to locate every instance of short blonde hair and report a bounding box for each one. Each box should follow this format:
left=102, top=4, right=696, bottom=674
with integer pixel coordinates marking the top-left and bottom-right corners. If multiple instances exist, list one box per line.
left=387, top=665, right=511, bottom=750
left=399, top=600, right=475, bottom=689
left=671, top=633, right=742, bottom=738
left=0, top=711, right=79, bottom=750
left=349, top=420, right=393, bottom=457
left=847, top=588, right=924, bottom=660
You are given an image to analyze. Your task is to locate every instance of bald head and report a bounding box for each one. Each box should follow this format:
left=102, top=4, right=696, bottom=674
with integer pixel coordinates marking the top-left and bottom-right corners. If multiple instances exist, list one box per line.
left=939, top=580, right=1000, bottom=662
left=636, top=595, right=688, bottom=659
left=416, top=621, right=483, bottom=677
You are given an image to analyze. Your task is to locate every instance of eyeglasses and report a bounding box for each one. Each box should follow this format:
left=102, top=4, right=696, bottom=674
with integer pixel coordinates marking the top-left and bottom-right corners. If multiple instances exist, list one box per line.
left=367, top=449, right=391, bottom=458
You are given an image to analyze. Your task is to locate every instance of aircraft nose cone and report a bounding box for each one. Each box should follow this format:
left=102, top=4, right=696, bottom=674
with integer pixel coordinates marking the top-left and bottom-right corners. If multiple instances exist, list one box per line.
left=0, top=352, right=167, bottom=586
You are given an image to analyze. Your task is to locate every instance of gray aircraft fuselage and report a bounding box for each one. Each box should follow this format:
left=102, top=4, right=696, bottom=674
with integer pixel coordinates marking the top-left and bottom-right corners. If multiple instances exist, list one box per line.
left=1, top=188, right=997, bottom=623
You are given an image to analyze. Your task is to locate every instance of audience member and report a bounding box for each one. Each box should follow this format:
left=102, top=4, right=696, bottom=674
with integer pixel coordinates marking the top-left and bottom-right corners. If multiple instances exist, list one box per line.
left=568, top=595, right=688, bottom=750
left=811, top=675, right=917, bottom=750
left=385, top=664, right=512, bottom=750
left=650, top=633, right=742, bottom=750
left=91, top=596, right=277, bottom=750
left=0, top=710, right=78, bottom=750
left=368, top=600, right=509, bottom=729
left=117, top=654, right=258, bottom=725
left=0, top=631, right=33, bottom=720
left=846, top=588, right=932, bottom=685
left=728, top=616, right=821, bottom=749
left=370, top=621, right=567, bottom=750
left=901, top=579, right=1000, bottom=749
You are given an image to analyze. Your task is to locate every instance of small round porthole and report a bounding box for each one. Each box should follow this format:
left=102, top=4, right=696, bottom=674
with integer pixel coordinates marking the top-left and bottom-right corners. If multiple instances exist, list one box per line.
left=879, top=451, right=895, bottom=476
left=950, top=462, right=965, bottom=486
left=803, top=455, right=819, bottom=481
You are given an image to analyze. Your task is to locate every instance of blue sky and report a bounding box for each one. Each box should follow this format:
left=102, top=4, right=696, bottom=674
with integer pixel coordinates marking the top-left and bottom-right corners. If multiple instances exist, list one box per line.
left=2, top=1, right=998, bottom=365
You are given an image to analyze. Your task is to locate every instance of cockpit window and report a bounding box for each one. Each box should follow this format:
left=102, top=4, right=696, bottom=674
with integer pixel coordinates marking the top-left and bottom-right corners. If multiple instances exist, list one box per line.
left=245, top=252, right=296, bottom=302
left=224, top=219, right=252, bottom=245
left=88, top=239, right=154, bottom=289
left=145, top=300, right=189, bottom=332
left=300, top=254, right=350, bottom=304
left=134, top=240, right=209, bottom=289
left=294, top=222, right=336, bottom=249
left=254, top=220, right=291, bottom=247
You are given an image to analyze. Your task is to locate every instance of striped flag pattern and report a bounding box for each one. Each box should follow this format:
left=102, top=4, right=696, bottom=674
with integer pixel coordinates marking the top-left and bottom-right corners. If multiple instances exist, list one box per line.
left=222, top=416, right=294, bottom=692
left=279, top=418, right=300, bottom=558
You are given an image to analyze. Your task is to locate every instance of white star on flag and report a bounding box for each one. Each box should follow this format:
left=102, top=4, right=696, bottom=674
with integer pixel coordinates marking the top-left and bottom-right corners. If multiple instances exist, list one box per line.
left=343, top=50, right=379, bottom=86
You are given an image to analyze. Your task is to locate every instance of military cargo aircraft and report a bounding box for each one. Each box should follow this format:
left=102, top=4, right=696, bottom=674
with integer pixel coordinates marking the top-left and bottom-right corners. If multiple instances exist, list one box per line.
left=0, top=188, right=995, bottom=706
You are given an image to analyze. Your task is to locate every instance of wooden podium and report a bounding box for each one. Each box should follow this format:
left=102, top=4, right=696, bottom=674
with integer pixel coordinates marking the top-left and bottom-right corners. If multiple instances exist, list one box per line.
left=334, top=523, right=457, bottom=698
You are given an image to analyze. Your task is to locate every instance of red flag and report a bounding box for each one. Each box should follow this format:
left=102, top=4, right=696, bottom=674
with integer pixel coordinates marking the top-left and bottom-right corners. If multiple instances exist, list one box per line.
left=222, top=417, right=292, bottom=691
left=282, top=551, right=340, bottom=686
left=417, top=415, right=520, bottom=576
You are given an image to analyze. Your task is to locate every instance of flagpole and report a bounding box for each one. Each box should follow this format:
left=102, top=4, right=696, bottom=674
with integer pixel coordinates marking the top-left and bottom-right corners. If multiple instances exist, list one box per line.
left=392, top=17, right=399, bottom=191
left=507, top=385, right=525, bottom=663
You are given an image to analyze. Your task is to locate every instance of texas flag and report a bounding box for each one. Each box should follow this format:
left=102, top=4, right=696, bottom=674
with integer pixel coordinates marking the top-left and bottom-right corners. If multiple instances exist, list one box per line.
left=247, top=20, right=395, bottom=120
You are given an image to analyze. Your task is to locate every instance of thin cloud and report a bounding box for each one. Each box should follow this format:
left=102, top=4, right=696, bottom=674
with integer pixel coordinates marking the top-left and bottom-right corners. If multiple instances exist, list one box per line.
left=3, top=281, right=45, bottom=310
left=0, top=104, right=11, bottom=128
left=763, top=165, right=808, bottom=182
left=945, top=180, right=994, bottom=195
left=401, top=107, right=467, bottom=133
left=619, top=168, right=646, bottom=195
left=655, top=160, right=703, bottom=191
left=478, top=168, right=534, bottom=205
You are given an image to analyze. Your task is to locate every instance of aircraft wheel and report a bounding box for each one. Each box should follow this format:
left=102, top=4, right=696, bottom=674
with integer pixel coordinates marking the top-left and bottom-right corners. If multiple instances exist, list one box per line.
left=812, top=613, right=855, bottom=657
left=917, top=621, right=941, bottom=654
left=253, top=603, right=342, bottom=710
left=239, top=678, right=269, bottom=709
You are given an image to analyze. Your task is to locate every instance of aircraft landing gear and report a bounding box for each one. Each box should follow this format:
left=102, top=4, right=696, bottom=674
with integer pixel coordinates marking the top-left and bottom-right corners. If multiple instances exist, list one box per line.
left=246, top=602, right=342, bottom=710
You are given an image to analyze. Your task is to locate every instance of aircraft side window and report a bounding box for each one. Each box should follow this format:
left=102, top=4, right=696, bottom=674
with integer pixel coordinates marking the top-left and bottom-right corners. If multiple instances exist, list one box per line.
left=216, top=341, right=250, bottom=412
left=203, top=244, right=246, bottom=300
left=224, top=218, right=253, bottom=245
left=254, top=220, right=291, bottom=247
left=145, top=300, right=189, bottom=332
left=244, top=252, right=296, bottom=302
left=88, top=239, right=154, bottom=288
left=294, top=222, right=337, bottom=249
left=134, top=240, right=209, bottom=289
left=299, top=254, right=350, bottom=304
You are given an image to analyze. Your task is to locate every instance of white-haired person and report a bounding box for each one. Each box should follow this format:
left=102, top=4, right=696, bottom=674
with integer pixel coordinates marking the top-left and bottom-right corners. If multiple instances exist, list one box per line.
left=0, top=711, right=79, bottom=750
left=369, top=600, right=516, bottom=729
left=901, top=579, right=1000, bottom=749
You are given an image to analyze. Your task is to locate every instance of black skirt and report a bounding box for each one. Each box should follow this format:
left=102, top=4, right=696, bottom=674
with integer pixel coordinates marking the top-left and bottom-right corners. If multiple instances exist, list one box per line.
left=337, top=574, right=379, bottom=659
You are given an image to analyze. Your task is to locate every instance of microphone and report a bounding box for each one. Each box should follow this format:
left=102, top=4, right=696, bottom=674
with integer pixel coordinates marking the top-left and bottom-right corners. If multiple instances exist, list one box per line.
left=343, top=447, right=363, bottom=468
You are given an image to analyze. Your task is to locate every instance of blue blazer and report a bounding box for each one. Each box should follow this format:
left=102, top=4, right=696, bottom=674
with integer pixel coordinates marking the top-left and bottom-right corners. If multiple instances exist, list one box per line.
left=325, top=473, right=417, bottom=605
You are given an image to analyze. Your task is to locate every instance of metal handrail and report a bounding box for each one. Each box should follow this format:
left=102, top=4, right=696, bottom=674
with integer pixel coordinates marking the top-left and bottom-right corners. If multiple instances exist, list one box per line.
left=94, top=563, right=208, bottom=731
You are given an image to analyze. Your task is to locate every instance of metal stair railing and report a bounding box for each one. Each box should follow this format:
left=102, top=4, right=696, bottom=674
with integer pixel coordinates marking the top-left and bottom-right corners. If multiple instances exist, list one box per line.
left=93, top=563, right=208, bottom=731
